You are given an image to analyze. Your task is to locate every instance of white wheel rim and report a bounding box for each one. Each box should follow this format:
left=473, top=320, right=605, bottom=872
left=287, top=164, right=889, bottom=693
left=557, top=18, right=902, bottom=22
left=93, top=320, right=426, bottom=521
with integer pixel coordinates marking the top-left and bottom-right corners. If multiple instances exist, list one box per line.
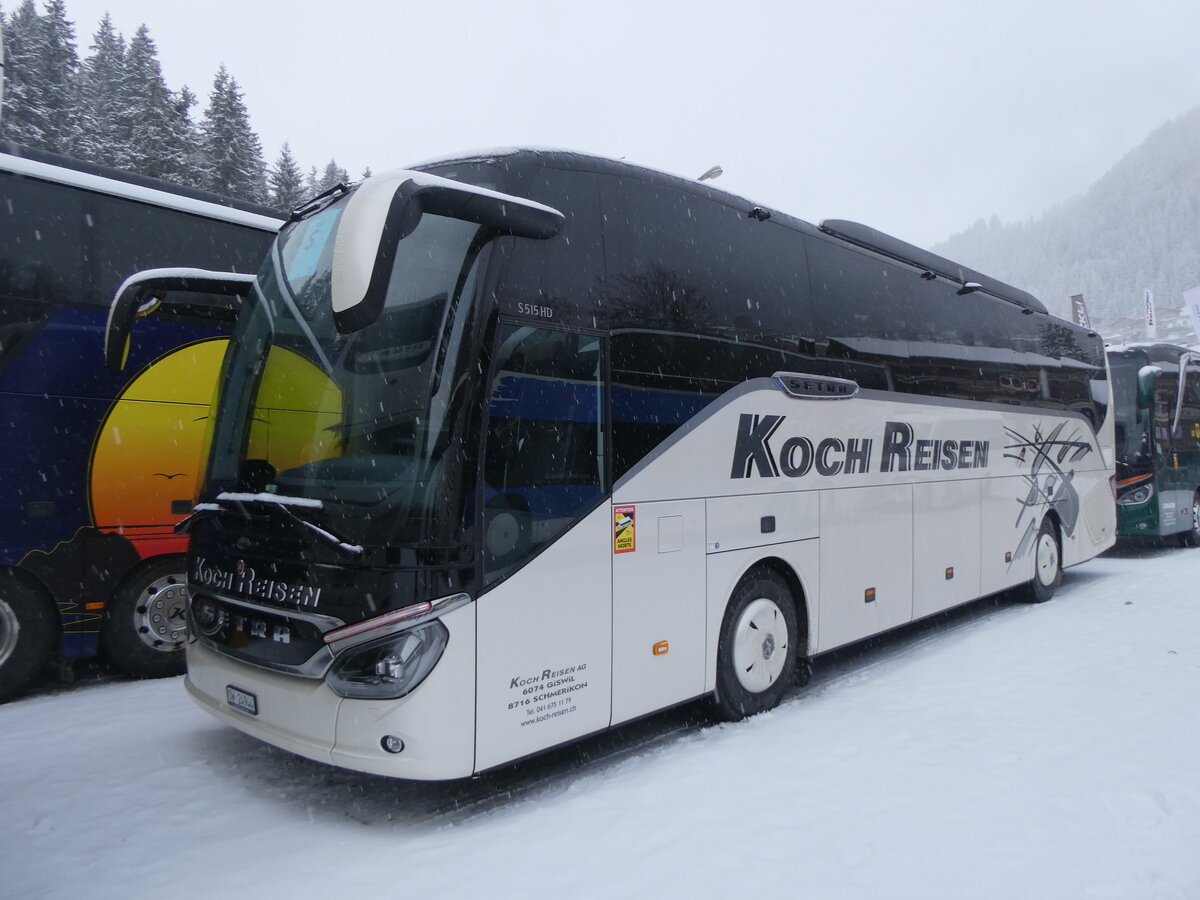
left=732, top=597, right=788, bottom=694
left=1035, top=531, right=1059, bottom=587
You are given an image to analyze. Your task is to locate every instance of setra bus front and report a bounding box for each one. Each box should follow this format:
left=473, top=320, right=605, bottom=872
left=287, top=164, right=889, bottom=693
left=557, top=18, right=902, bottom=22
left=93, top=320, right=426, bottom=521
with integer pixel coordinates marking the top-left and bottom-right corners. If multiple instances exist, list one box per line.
left=1108, top=344, right=1200, bottom=543
left=177, top=171, right=564, bottom=780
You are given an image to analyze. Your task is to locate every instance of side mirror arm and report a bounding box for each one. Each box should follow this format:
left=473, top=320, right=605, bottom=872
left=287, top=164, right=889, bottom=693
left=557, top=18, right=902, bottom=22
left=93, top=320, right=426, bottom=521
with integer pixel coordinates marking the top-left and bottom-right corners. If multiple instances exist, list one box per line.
left=105, top=268, right=257, bottom=373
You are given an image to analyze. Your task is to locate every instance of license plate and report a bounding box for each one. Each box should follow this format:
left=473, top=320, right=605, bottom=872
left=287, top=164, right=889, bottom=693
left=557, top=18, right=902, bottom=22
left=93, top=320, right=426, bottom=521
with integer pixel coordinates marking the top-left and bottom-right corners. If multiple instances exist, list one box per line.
left=226, top=685, right=258, bottom=716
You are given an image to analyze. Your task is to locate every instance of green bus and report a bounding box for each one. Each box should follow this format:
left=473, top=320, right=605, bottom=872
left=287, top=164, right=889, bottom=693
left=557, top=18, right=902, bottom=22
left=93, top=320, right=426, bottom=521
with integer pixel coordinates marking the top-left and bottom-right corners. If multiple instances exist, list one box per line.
left=1108, top=343, right=1200, bottom=544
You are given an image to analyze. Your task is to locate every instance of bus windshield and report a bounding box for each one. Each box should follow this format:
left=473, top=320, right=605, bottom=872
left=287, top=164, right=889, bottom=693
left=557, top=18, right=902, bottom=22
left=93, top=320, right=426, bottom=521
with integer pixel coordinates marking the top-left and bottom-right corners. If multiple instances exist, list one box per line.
left=206, top=195, right=489, bottom=548
left=1109, top=353, right=1151, bottom=467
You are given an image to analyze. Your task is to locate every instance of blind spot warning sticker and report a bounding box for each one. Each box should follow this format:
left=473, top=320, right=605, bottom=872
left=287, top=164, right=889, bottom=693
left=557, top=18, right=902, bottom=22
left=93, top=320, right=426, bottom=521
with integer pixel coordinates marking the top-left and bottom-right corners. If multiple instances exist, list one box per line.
left=614, top=505, right=636, bottom=554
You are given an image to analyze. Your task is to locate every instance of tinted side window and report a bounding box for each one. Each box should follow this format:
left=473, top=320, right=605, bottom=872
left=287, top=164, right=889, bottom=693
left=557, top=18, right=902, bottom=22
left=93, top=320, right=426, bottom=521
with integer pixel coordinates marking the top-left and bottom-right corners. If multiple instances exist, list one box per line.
left=1154, top=372, right=1181, bottom=447
left=600, top=176, right=810, bottom=347
left=1181, top=366, right=1200, bottom=451
left=0, top=174, right=273, bottom=311
left=600, top=176, right=842, bottom=479
left=90, top=194, right=271, bottom=306
left=899, top=271, right=1047, bottom=408
left=0, top=175, right=88, bottom=306
left=0, top=297, right=54, bottom=369
left=482, top=323, right=607, bottom=585
left=495, top=167, right=606, bottom=330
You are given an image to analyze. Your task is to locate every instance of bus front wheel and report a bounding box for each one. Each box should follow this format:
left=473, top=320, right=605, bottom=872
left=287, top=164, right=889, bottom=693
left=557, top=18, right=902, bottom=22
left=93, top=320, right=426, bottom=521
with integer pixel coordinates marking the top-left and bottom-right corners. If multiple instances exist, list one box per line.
left=0, top=575, right=57, bottom=703
left=711, top=568, right=798, bottom=721
left=102, top=556, right=188, bottom=679
left=1177, top=492, right=1200, bottom=547
left=1023, top=517, right=1062, bottom=603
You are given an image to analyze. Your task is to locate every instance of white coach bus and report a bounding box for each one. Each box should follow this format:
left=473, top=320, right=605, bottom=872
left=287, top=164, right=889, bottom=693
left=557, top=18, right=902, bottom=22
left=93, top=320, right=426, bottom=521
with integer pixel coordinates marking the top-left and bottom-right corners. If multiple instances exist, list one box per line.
left=107, top=150, right=1116, bottom=780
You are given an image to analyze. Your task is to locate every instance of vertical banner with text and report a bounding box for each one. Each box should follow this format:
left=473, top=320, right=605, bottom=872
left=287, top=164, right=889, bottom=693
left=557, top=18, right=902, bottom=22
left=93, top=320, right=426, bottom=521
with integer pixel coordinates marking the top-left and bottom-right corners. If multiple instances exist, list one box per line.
left=1070, top=293, right=1091, bottom=329
left=1183, top=286, right=1200, bottom=347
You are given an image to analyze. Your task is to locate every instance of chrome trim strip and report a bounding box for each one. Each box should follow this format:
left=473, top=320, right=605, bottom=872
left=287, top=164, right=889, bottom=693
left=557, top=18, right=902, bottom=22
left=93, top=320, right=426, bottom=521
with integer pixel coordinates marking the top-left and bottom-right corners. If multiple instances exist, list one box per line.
left=324, top=592, right=473, bottom=653
left=193, top=589, right=346, bottom=630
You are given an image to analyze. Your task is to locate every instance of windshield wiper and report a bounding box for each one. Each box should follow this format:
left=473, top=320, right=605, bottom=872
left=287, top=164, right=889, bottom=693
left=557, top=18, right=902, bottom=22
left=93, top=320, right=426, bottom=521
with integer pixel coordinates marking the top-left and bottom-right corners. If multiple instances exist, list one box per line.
left=287, top=181, right=352, bottom=223
left=175, top=493, right=364, bottom=557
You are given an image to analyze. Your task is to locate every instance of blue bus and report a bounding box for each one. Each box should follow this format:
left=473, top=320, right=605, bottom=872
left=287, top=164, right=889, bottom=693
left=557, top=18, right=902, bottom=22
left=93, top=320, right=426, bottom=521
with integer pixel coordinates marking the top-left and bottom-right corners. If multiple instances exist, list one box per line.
left=0, top=141, right=281, bottom=701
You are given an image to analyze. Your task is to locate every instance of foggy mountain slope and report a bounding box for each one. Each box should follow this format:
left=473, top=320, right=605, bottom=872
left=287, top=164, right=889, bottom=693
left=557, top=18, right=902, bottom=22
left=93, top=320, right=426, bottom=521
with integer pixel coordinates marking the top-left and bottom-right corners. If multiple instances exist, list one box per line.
left=933, top=106, right=1200, bottom=328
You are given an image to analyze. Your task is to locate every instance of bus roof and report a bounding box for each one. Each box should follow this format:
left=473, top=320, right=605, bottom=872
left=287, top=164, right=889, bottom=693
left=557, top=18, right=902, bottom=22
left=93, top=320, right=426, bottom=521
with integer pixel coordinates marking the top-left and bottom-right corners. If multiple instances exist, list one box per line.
left=413, top=147, right=1050, bottom=316
left=0, top=140, right=284, bottom=232
left=1106, top=342, right=1200, bottom=364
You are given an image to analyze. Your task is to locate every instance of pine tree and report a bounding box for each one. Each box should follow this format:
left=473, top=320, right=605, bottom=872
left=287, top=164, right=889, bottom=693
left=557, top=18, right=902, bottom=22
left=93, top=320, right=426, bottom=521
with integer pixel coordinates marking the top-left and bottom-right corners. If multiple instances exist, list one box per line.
left=361, top=166, right=373, bottom=179
left=199, top=65, right=267, bottom=202
left=268, top=142, right=306, bottom=211
left=38, top=0, right=79, bottom=153
left=304, top=166, right=320, bottom=197
left=172, top=84, right=208, bottom=189
left=124, top=24, right=191, bottom=183
left=317, top=159, right=349, bottom=192
left=74, top=13, right=130, bottom=166
left=1, top=0, right=48, bottom=146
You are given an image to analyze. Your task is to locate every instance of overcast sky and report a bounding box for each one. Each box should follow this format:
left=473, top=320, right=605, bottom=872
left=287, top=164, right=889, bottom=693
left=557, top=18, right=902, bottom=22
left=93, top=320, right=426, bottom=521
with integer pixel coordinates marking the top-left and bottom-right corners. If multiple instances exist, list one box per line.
left=56, top=0, right=1200, bottom=248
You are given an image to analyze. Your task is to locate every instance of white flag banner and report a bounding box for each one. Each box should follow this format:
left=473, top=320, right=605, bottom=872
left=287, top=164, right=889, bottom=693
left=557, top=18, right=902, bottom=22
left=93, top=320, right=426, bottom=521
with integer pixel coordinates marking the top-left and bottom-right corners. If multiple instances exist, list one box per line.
left=1145, top=288, right=1157, bottom=340
left=1069, top=293, right=1091, bottom=329
left=1183, top=285, right=1200, bottom=347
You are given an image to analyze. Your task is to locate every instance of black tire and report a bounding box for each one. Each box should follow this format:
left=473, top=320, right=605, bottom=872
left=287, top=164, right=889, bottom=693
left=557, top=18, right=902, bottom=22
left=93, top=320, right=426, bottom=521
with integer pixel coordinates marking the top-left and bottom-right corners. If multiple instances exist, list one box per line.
left=102, top=556, right=188, bottom=679
left=1177, top=492, right=1200, bottom=548
left=0, top=575, right=58, bottom=703
left=711, top=568, right=799, bottom=721
left=1021, top=517, right=1062, bottom=603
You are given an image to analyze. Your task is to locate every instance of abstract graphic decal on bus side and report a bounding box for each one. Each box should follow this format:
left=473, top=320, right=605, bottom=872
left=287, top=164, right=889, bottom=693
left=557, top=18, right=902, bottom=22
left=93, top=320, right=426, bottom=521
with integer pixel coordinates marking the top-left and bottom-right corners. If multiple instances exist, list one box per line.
left=1004, top=421, right=1094, bottom=556
left=730, top=416, right=991, bottom=480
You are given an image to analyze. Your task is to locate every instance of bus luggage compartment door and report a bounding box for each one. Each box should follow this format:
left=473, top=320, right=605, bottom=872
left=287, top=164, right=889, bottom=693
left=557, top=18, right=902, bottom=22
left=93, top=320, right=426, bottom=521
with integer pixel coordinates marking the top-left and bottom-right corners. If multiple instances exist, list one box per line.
left=816, top=484, right=914, bottom=652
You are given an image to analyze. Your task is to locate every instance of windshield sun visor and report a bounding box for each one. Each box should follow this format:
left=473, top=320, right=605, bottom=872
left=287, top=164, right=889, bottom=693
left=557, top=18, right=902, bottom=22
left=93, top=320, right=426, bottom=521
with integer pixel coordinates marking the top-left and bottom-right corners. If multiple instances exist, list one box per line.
left=330, top=170, right=564, bottom=333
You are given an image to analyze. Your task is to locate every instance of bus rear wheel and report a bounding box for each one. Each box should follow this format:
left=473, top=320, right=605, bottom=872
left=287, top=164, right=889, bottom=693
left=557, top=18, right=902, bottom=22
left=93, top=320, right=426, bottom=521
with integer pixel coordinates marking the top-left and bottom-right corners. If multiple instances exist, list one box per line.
left=102, top=557, right=188, bottom=679
left=0, top=576, right=57, bottom=703
left=1177, top=492, right=1200, bottom=547
left=711, top=568, right=798, bottom=721
left=1022, top=517, right=1062, bottom=603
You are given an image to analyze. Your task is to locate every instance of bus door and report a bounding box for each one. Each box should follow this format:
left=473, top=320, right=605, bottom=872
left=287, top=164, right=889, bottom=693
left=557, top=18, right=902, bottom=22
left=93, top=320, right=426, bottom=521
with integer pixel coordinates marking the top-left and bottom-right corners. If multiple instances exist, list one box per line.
left=610, top=497, right=707, bottom=724
left=473, top=323, right=614, bottom=771
left=1157, top=359, right=1200, bottom=531
left=1153, top=370, right=1188, bottom=530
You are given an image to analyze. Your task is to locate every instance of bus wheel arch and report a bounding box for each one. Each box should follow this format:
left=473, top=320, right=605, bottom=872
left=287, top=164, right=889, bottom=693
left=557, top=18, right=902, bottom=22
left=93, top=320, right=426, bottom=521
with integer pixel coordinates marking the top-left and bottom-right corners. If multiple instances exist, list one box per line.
left=0, top=568, right=59, bottom=703
left=102, top=555, right=188, bottom=679
left=710, top=562, right=803, bottom=722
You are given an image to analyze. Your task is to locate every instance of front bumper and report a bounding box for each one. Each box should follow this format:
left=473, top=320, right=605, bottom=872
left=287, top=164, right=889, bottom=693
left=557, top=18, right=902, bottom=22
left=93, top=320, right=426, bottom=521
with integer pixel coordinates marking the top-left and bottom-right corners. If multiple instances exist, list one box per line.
left=185, top=602, right=478, bottom=780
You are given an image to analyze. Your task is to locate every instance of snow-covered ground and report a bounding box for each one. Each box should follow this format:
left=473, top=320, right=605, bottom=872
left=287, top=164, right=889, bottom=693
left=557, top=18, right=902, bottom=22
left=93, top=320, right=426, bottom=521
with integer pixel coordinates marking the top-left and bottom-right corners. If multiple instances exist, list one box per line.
left=2, top=544, right=1198, bottom=900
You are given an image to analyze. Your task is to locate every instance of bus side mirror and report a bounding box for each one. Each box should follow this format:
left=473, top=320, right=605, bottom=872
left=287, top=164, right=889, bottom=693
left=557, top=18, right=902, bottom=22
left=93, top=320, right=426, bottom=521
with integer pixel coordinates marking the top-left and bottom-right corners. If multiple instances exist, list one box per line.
left=1136, top=365, right=1160, bottom=411
left=332, top=171, right=564, bottom=333
left=105, top=268, right=257, bottom=373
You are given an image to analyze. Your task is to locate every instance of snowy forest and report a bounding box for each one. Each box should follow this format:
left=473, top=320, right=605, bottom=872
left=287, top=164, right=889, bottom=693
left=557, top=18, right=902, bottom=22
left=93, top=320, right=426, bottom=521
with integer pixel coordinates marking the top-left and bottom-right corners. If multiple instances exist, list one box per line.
left=0, top=0, right=358, bottom=210
left=934, top=107, right=1200, bottom=339
left=4, top=1, right=1199, bottom=343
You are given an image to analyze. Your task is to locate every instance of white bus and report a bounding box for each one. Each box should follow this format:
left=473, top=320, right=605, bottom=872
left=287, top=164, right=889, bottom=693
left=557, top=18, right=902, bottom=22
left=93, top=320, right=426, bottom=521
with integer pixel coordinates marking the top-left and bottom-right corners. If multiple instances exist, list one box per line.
left=109, top=151, right=1116, bottom=779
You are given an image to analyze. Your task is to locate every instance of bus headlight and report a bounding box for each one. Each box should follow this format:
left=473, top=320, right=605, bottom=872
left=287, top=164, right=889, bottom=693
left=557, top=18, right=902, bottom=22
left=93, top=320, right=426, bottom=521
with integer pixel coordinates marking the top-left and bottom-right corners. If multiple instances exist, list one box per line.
left=326, top=620, right=449, bottom=700
left=1117, top=483, right=1155, bottom=507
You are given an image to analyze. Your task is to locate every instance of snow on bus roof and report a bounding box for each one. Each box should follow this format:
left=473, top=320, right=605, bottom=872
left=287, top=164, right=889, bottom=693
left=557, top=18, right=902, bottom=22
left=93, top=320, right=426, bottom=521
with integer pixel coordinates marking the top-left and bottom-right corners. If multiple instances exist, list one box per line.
left=1, top=150, right=284, bottom=232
